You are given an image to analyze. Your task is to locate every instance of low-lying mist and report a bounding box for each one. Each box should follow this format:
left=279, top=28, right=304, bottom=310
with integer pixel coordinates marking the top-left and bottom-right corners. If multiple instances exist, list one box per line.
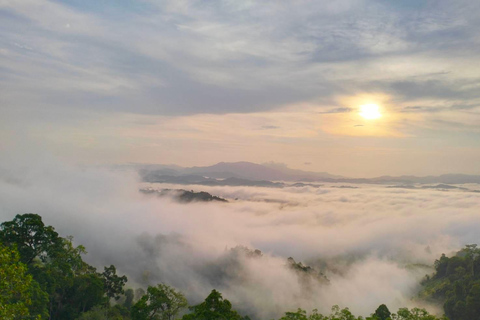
left=1, top=153, right=480, bottom=319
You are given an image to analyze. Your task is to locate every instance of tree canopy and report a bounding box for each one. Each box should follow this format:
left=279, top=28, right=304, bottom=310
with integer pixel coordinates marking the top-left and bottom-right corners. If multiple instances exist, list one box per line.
left=1, top=214, right=475, bottom=320
left=0, top=243, right=35, bottom=319
left=131, top=283, right=188, bottom=320
left=182, top=289, right=250, bottom=320
left=0, top=214, right=126, bottom=320
left=421, top=245, right=480, bottom=320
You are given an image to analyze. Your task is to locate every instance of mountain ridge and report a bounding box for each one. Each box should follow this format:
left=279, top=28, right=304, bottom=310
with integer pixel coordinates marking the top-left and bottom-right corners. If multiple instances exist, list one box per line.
left=138, top=161, right=480, bottom=186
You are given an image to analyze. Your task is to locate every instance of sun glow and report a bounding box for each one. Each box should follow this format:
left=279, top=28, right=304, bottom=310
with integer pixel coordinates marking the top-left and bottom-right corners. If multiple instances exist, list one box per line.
left=359, top=104, right=382, bottom=120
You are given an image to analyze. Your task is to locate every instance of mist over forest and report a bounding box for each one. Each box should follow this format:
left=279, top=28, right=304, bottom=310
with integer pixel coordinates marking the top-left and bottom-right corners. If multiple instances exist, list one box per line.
left=2, top=150, right=480, bottom=319
left=2, top=1, right=480, bottom=319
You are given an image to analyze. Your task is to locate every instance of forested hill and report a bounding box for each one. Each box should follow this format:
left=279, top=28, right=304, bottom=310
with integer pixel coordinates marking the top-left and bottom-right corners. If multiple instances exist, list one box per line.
left=420, top=245, right=480, bottom=320
left=1, top=213, right=475, bottom=320
left=140, top=188, right=228, bottom=203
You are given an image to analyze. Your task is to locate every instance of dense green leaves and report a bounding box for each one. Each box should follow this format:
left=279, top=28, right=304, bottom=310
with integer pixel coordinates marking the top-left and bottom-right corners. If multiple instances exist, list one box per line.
left=77, top=305, right=131, bottom=320
left=182, top=289, right=250, bottom=320
left=279, top=308, right=309, bottom=320
left=374, top=304, right=391, bottom=320
left=0, top=214, right=127, bottom=320
left=0, top=244, right=35, bottom=319
left=0, top=213, right=60, bottom=265
left=104, top=265, right=128, bottom=300
left=279, top=306, right=446, bottom=320
left=421, top=245, right=480, bottom=320
left=131, top=284, right=187, bottom=320
left=280, top=305, right=363, bottom=320
left=390, top=307, right=446, bottom=320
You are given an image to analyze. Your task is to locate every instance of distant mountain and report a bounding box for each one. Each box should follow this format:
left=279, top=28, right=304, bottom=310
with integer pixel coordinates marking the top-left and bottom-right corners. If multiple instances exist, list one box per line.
left=185, top=161, right=288, bottom=180
left=141, top=173, right=285, bottom=188
left=141, top=174, right=213, bottom=184
left=139, top=161, right=340, bottom=186
left=173, top=161, right=342, bottom=181
left=137, top=161, right=480, bottom=186
left=387, top=184, right=469, bottom=191
left=261, top=162, right=344, bottom=180
left=355, top=174, right=480, bottom=185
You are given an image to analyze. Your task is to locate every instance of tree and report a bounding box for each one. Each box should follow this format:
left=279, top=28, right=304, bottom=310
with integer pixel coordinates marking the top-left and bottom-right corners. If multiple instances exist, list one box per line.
left=131, top=284, right=188, bottom=320
left=33, top=236, right=98, bottom=319
left=0, top=243, right=34, bottom=319
left=26, top=279, right=49, bottom=319
left=182, top=289, right=249, bottom=320
left=374, top=304, right=391, bottom=320
left=328, top=305, right=360, bottom=320
left=69, top=273, right=106, bottom=314
left=466, top=282, right=480, bottom=318
left=421, top=245, right=480, bottom=320
left=391, top=307, right=444, bottom=320
left=0, top=214, right=108, bottom=320
left=279, top=306, right=369, bottom=320
left=0, top=213, right=61, bottom=265
left=123, top=288, right=135, bottom=310
left=103, top=265, right=128, bottom=301
left=279, top=308, right=308, bottom=320
left=77, top=305, right=131, bottom=320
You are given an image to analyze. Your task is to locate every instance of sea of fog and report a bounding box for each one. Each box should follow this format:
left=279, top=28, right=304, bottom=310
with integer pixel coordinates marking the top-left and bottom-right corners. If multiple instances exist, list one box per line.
left=1, top=155, right=480, bottom=319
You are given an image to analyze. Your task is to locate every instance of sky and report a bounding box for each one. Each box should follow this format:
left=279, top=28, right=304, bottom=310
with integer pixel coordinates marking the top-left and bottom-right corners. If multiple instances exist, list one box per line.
left=2, top=0, right=480, bottom=177
left=2, top=2, right=480, bottom=316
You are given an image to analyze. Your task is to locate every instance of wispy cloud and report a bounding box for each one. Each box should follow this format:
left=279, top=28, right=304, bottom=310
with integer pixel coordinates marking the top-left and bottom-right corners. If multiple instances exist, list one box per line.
left=1, top=0, right=480, bottom=175
left=2, top=0, right=480, bottom=116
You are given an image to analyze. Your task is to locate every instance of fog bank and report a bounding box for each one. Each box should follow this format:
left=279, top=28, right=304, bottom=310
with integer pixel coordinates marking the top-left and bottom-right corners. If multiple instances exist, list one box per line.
left=1, top=152, right=479, bottom=318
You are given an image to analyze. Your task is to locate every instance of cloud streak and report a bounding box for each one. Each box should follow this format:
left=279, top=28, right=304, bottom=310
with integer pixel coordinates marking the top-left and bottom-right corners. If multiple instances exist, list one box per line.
left=2, top=0, right=480, bottom=116
left=2, top=1, right=480, bottom=176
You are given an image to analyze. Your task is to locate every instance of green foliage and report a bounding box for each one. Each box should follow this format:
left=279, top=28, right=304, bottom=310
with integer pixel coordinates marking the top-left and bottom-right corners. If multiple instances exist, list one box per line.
left=26, top=233, right=104, bottom=319
left=421, top=244, right=480, bottom=320
left=0, top=243, right=35, bottom=319
left=68, top=273, right=106, bottom=314
left=328, top=305, right=362, bottom=320
left=131, top=283, right=188, bottom=320
left=0, top=213, right=61, bottom=265
left=182, top=289, right=250, bottom=320
left=390, top=307, right=446, bottom=320
left=287, top=257, right=330, bottom=286
left=279, top=308, right=308, bottom=320
left=123, top=288, right=135, bottom=310
left=374, top=304, right=391, bottom=320
left=27, top=278, right=49, bottom=319
left=104, top=265, right=128, bottom=300
left=278, top=305, right=446, bottom=320
left=76, top=305, right=131, bottom=320
left=279, top=305, right=364, bottom=320
left=0, top=213, right=127, bottom=320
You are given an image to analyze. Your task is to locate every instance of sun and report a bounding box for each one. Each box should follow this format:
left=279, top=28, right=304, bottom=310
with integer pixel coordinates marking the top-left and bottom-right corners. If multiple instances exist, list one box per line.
left=359, top=104, right=382, bottom=120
